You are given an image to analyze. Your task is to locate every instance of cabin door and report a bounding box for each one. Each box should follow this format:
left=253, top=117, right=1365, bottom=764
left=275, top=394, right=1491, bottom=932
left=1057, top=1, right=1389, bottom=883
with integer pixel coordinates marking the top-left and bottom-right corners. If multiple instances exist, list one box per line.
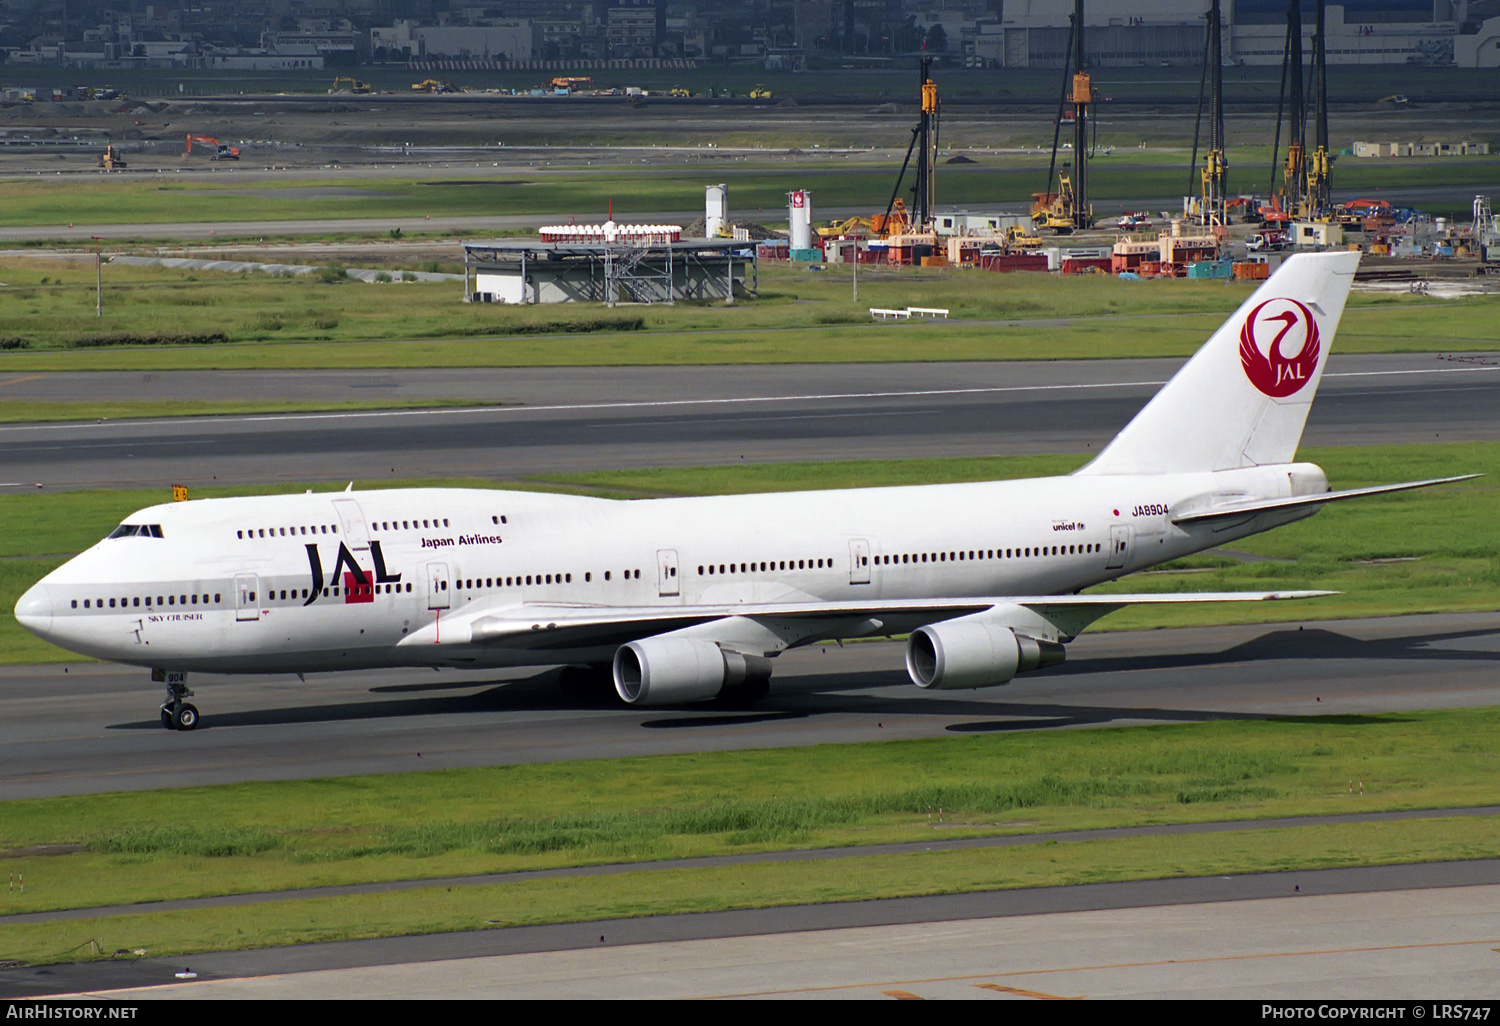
left=656, top=549, right=680, bottom=597
left=234, top=573, right=260, bottom=622
left=1106, top=526, right=1133, bottom=570
left=332, top=498, right=371, bottom=554
left=426, top=562, right=451, bottom=610
left=848, top=539, right=871, bottom=585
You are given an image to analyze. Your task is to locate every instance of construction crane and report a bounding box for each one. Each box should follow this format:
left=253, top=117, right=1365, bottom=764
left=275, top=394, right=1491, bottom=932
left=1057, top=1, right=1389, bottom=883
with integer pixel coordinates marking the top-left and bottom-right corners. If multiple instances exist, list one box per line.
left=329, top=76, right=371, bottom=94
left=183, top=134, right=240, bottom=160
left=1270, top=0, right=1306, bottom=219
left=1304, top=0, right=1334, bottom=221
left=880, top=57, right=940, bottom=236
left=1189, top=0, right=1229, bottom=227
left=1034, top=0, right=1095, bottom=234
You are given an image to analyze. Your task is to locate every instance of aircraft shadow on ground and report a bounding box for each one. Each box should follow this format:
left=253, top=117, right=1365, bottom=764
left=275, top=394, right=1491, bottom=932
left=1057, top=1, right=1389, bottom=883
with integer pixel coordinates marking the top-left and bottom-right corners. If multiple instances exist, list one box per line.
left=103, top=624, right=1499, bottom=733
left=1038, top=625, right=1500, bottom=679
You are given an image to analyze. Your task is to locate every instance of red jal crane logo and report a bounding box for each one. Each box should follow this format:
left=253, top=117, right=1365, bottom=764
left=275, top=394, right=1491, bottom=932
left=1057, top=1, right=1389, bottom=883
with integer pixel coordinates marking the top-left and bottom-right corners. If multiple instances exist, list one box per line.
left=1239, top=298, right=1321, bottom=398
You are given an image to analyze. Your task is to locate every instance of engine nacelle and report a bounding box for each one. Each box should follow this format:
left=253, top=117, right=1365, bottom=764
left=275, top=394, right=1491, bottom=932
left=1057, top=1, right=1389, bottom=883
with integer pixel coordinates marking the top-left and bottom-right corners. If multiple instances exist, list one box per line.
left=614, top=636, right=772, bottom=706
left=905, top=615, right=1065, bottom=691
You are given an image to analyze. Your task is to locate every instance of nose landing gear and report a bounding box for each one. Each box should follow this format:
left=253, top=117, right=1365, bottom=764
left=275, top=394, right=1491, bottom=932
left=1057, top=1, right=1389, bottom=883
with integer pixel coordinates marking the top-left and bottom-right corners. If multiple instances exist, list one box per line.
left=153, top=668, right=199, bottom=731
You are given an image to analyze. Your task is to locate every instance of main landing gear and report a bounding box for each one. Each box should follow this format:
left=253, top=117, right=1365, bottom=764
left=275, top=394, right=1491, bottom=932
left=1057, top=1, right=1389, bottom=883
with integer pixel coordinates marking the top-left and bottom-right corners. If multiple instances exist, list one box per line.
left=153, top=668, right=199, bottom=731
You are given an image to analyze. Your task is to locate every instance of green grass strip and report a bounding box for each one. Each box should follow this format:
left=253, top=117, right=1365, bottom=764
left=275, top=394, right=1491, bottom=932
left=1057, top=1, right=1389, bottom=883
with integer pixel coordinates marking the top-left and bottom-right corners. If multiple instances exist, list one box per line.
left=0, top=258, right=1496, bottom=368
left=2, top=705, right=1499, bottom=962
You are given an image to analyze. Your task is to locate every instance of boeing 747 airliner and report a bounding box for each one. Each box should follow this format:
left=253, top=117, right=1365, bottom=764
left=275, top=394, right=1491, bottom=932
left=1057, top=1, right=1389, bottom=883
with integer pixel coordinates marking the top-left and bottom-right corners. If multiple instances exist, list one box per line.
left=14, top=251, right=1474, bottom=729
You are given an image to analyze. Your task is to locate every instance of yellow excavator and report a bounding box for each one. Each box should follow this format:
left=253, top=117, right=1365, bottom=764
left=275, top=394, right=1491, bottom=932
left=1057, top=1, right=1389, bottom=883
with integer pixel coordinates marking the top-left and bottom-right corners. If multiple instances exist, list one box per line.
left=330, top=76, right=371, bottom=94
left=411, top=79, right=455, bottom=93
left=1031, top=172, right=1091, bottom=235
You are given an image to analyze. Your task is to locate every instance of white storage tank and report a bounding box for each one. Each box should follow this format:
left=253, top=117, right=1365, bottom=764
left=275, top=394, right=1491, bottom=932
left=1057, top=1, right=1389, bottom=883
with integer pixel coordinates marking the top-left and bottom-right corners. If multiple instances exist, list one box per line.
left=705, top=184, right=728, bottom=238
left=788, top=190, right=812, bottom=250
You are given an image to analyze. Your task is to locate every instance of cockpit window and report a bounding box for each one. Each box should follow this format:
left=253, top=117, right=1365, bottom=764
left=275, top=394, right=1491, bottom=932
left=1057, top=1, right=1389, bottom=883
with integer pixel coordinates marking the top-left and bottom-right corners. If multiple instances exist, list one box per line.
left=107, top=524, right=163, bottom=539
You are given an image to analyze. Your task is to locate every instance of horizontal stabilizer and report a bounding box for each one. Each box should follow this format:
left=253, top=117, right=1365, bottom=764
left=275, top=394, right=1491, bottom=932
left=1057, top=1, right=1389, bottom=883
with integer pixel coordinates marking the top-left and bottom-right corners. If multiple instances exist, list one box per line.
left=1172, top=475, right=1480, bottom=525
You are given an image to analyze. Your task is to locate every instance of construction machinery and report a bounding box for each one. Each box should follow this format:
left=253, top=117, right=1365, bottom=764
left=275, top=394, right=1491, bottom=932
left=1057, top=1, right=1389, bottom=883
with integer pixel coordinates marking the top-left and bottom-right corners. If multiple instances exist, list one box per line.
left=411, top=79, right=455, bottom=93
left=669, top=86, right=692, bottom=98
left=1270, top=0, right=1334, bottom=223
left=817, top=215, right=879, bottom=239
left=1188, top=0, right=1229, bottom=227
left=749, top=84, right=773, bottom=99
left=1270, top=0, right=1307, bottom=219
left=879, top=58, right=940, bottom=236
left=98, top=144, right=126, bottom=171
left=329, top=76, right=371, bottom=94
left=1032, top=173, right=1085, bottom=234
left=1034, top=0, right=1095, bottom=233
left=183, top=134, right=240, bottom=160
left=550, top=77, right=593, bottom=92
left=1304, top=0, right=1334, bottom=221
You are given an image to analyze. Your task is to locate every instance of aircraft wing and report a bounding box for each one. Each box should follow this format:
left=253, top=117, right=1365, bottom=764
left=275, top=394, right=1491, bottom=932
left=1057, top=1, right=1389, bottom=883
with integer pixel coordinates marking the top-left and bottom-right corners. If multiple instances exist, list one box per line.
left=1172, top=475, right=1480, bottom=525
left=397, top=590, right=1335, bottom=652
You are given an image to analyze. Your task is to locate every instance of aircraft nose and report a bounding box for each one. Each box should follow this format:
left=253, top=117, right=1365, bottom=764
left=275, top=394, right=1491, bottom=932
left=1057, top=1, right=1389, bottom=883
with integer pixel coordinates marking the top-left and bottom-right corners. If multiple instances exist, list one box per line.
left=14, top=582, right=52, bottom=637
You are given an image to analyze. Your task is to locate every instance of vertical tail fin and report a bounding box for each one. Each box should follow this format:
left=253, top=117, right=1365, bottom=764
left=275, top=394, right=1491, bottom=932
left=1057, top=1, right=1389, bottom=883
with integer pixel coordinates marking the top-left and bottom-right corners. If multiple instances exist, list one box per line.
left=1076, top=251, right=1360, bottom=476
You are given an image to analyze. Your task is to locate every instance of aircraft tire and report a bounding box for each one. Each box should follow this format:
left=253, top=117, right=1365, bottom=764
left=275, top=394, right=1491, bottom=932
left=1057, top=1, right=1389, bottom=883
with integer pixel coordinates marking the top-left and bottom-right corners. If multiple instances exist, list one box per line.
left=160, top=707, right=176, bottom=730
left=172, top=703, right=200, bottom=731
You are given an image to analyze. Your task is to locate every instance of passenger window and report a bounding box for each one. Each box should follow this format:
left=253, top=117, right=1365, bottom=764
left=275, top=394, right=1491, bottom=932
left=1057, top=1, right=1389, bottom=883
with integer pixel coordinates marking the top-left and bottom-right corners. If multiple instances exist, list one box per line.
left=237, top=530, right=243, bottom=539
left=168, top=596, right=174, bottom=605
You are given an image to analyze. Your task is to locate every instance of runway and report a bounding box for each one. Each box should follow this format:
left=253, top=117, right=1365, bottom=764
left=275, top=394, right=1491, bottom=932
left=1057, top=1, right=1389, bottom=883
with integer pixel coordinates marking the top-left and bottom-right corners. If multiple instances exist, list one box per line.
left=2, top=612, right=1496, bottom=800
left=3, top=354, right=1498, bottom=490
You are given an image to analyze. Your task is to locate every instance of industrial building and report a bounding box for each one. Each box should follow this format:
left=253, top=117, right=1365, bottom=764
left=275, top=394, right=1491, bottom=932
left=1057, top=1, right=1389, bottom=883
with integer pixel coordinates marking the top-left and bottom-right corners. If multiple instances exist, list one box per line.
left=975, top=0, right=1497, bottom=68
left=462, top=229, right=755, bottom=305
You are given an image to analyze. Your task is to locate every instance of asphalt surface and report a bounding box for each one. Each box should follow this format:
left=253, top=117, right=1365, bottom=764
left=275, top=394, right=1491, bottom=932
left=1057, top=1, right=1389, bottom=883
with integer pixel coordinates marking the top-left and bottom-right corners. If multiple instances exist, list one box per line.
left=7, top=863, right=1500, bottom=999
left=3, top=354, right=1498, bottom=491
left=2, top=612, right=1496, bottom=801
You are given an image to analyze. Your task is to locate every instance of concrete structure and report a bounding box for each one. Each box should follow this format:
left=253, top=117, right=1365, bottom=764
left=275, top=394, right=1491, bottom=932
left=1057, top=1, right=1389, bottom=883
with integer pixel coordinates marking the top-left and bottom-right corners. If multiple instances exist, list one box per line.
left=705, top=185, right=728, bottom=240
left=932, top=211, right=1032, bottom=237
left=788, top=190, right=813, bottom=251
left=1351, top=139, right=1492, bottom=158
left=463, top=238, right=754, bottom=305
left=1456, top=16, right=1500, bottom=66
left=1292, top=221, right=1344, bottom=248
left=990, top=1, right=1468, bottom=68
left=372, top=19, right=533, bottom=61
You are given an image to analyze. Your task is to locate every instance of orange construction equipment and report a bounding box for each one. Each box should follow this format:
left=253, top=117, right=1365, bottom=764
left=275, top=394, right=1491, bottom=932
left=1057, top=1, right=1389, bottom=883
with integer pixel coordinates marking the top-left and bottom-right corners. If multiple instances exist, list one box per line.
left=184, top=134, right=240, bottom=160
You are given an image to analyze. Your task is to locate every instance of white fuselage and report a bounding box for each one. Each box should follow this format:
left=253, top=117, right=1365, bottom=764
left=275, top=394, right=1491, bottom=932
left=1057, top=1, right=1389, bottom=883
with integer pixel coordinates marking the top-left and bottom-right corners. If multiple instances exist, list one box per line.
left=18, top=463, right=1321, bottom=675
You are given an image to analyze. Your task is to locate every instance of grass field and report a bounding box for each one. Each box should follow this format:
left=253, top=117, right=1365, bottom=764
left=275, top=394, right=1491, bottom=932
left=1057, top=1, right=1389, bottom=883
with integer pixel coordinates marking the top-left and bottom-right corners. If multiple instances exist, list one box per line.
left=0, top=258, right=1496, bottom=373
left=1, top=707, right=1497, bottom=963
left=3, top=151, right=1497, bottom=227
left=2, top=443, right=1495, bottom=664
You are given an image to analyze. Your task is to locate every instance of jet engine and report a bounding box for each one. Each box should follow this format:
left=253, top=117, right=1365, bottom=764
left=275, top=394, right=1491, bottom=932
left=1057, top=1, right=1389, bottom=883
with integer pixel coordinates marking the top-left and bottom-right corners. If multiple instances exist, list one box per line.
left=614, top=636, right=772, bottom=706
left=905, top=614, right=1065, bottom=690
